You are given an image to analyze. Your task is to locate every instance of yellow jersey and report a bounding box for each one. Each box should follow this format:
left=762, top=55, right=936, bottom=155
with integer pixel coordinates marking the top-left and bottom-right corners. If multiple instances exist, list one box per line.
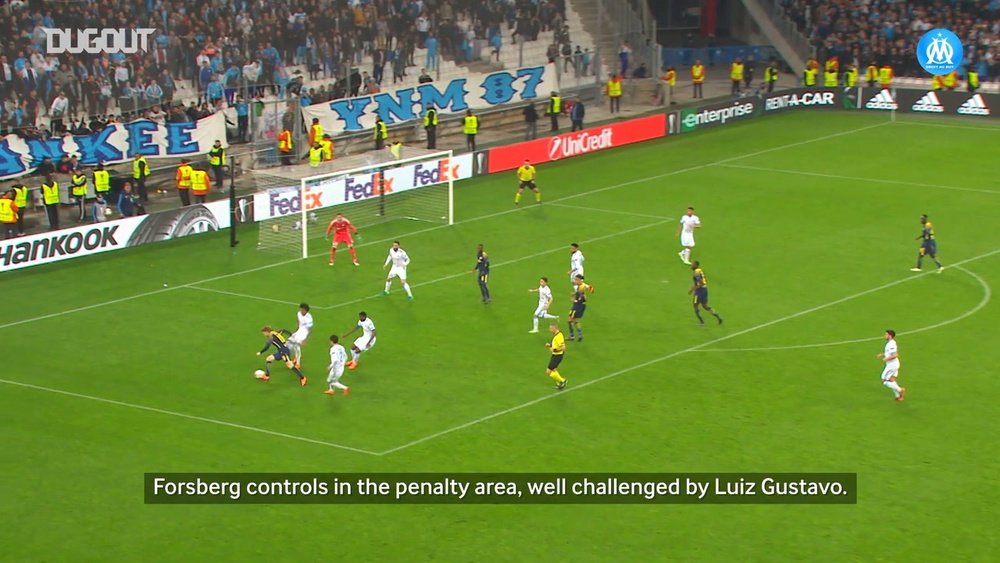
left=550, top=331, right=565, bottom=356
left=517, top=165, right=536, bottom=182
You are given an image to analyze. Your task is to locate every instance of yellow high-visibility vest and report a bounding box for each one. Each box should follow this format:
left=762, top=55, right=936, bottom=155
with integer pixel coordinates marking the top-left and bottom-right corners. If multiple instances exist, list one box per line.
left=0, top=198, right=16, bottom=223
left=309, top=146, right=323, bottom=166
left=765, top=67, right=778, bottom=82
left=823, top=70, right=838, bottom=87
left=71, top=173, right=88, bottom=196
left=321, top=139, right=333, bottom=160
left=94, top=170, right=110, bottom=192
left=42, top=181, right=60, bottom=205
left=803, top=68, right=817, bottom=86
left=176, top=164, right=192, bottom=189
left=845, top=68, right=857, bottom=87
left=12, top=184, right=28, bottom=207
left=190, top=170, right=209, bottom=195
left=730, top=62, right=744, bottom=81
left=132, top=156, right=148, bottom=179
left=879, top=66, right=893, bottom=86
left=374, top=121, right=388, bottom=140
left=607, top=79, right=622, bottom=96
left=278, top=130, right=293, bottom=151
left=463, top=116, right=479, bottom=134
left=968, top=71, right=980, bottom=89
left=550, top=96, right=561, bottom=114
left=209, top=147, right=225, bottom=166
left=423, top=108, right=438, bottom=127
left=665, top=70, right=676, bottom=86
left=691, top=64, right=705, bottom=83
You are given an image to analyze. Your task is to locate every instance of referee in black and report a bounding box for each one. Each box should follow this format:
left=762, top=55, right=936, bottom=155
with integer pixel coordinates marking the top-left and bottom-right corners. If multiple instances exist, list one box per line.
left=472, top=243, right=491, bottom=304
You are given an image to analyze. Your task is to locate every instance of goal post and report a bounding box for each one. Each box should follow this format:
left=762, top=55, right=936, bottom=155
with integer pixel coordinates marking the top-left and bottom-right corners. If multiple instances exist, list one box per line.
left=252, top=148, right=465, bottom=258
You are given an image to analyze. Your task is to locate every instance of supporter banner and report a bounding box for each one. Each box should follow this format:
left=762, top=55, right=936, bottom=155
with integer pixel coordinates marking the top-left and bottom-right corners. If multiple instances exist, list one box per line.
left=486, top=114, right=667, bottom=174
left=762, top=88, right=841, bottom=113
left=679, top=98, right=761, bottom=133
left=0, top=200, right=230, bottom=272
left=861, top=88, right=997, bottom=118
left=301, top=64, right=558, bottom=134
left=0, top=113, right=228, bottom=181
left=253, top=153, right=474, bottom=221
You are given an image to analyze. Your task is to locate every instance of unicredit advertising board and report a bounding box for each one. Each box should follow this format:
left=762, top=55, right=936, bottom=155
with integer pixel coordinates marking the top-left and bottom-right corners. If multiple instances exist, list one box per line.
left=254, top=153, right=474, bottom=220
left=486, top=114, right=667, bottom=173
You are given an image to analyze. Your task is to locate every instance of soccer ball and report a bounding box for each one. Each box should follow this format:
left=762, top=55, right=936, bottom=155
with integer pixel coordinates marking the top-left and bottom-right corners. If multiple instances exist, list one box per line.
left=254, top=369, right=266, bottom=378
left=271, top=224, right=281, bottom=233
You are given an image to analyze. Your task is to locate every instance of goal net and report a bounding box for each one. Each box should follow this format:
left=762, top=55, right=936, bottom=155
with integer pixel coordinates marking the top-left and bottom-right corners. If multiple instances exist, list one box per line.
left=251, top=148, right=457, bottom=258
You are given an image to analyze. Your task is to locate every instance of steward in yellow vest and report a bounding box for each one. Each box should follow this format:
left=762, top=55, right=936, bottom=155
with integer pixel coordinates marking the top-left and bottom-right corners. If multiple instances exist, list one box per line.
left=730, top=59, right=744, bottom=95
left=548, top=91, right=562, bottom=132
left=41, top=175, right=60, bottom=231
left=175, top=159, right=193, bottom=206
left=309, top=143, right=324, bottom=167
left=71, top=172, right=88, bottom=221
left=967, top=70, right=980, bottom=92
left=823, top=69, right=838, bottom=87
left=278, top=129, right=293, bottom=166
left=423, top=106, right=438, bottom=149
left=321, top=134, right=333, bottom=161
left=942, top=71, right=958, bottom=90
left=373, top=117, right=388, bottom=150
left=844, top=65, right=857, bottom=87
left=93, top=165, right=110, bottom=198
left=764, top=62, right=779, bottom=92
left=865, top=63, right=879, bottom=87
left=879, top=65, right=893, bottom=89
left=691, top=60, right=705, bottom=98
left=463, top=110, right=479, bottom=152
left=606, top=74, right=623, bottom=112
left=132, top=154, right=149, bottom=202
left=208, top=140, right=225, bottom=190
left=11, top=182, right=28, bottom=234
left=0, top=192, right=18, bottom=239
left=190, top=168, right=210, bottom=202
left=803, top=67, right=817, bottom=87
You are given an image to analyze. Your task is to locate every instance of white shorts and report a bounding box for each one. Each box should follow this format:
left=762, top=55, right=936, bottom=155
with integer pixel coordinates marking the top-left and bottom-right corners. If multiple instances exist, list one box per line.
left=353, top=336, right=376, bottom=351
left=387, top=266, right=407, bottom=280
left=327, top=365, right=345, bottom=382
left=881, top=363, right=899, bottom=381
left=681, top=232, right=696, bottom=248
left=533, top=305, right=549, bottom=318
left=289, top=329, right=310, bottom=345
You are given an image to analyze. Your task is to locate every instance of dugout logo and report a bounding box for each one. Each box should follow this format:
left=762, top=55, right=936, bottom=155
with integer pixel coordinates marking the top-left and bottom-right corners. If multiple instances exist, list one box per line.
left=43, top=28, right=155, bottom=54
left=680, top=99, right=759, bottom=132
left=917, top=28, right=963, bottom=76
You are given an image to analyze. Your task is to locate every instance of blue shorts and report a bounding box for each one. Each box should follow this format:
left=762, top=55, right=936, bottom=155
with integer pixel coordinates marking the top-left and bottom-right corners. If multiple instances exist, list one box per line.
left=694, top=288, right=709, bottom=306
left=921, top=242, right=937, bottom=255
left=272, top=347, right=291, bottom=361
left=570, top=304, right=586, bottom=319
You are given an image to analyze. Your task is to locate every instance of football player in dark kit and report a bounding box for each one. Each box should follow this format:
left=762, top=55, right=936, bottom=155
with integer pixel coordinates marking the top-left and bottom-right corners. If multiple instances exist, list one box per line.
left=911, top=214, right=944, bottom=273
left=472, top=243, right=491, bottom=303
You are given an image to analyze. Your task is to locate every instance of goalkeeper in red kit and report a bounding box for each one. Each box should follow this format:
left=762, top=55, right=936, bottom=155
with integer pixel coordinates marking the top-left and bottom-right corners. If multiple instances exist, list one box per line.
left=325, top=213, right=360, bottom=266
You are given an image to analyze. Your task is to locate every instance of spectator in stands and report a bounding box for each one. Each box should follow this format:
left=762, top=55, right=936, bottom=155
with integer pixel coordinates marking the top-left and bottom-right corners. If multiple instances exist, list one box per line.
left=418, top=69, right=433, bottom=84
left=570, top=100, right=585, bottom=132
left=523, top=103, right=539, bottom=141
left=619, top=41, right=632, bottom=77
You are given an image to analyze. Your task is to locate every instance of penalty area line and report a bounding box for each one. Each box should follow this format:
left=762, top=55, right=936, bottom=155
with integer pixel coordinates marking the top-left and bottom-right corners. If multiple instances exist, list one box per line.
left=0, top=378, right=382, bottom=456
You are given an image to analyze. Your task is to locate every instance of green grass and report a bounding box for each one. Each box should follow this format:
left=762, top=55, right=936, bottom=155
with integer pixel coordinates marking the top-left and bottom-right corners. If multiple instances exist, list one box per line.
left=3, top=110, right=999, bottom=562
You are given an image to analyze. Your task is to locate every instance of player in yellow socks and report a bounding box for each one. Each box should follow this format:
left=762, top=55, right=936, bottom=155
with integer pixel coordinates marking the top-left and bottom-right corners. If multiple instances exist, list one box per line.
left=514, top=159, right=540, bottom=205
left=545, top=323, right=568, bottom=390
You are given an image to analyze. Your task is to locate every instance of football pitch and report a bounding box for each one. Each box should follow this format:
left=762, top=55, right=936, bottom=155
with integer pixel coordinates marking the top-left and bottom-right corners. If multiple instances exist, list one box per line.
left=3, top=111, right=999, bottom=561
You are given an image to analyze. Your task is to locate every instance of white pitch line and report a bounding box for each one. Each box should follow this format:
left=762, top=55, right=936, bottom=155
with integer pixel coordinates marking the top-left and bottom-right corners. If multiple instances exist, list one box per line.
left=547, top=203, right=674, bottom=220
left=0, top=121, right=886, bottom=332
left=720, top=164, right=1000, bottom=196
left=696, top=265, right=992, bottom=353
left=379, top=248, right=1000, bottom=455
left=186, top=285, right=304, bottom=307
left=0, top=378, right=381, bottom=456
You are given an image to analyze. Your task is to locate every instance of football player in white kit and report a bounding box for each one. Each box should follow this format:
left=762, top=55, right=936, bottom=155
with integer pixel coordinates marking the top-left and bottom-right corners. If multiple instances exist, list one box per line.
left=287, top=303, right=314, bottom=369
left=528, top=277, right=559, bottom=333
left=876, top=329, right=906, bottom=401
left=567, top=243, right=585, bottom=286
left=343, top=311, right=377, bottom=369
left=676, top=206, right=701, bottom=265
left=383, top=240, right=414, bottom=300
left=324, top=334, right=350, bottom=396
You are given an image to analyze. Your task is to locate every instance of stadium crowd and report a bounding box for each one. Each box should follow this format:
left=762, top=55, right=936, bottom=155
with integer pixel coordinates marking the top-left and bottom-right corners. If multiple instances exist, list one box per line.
left=0, top=0, right=570, bottom=139
left=779, top=0, right=1000, bottom=79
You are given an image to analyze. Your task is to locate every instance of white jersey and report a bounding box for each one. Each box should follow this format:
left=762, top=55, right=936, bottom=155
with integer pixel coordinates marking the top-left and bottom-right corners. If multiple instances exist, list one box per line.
left=385, top=248, right=410, bottom=269
left=329, top=344, right=347, bottom=369
left=679, top=214, right=701, bottom=234
left=358, top=317, right=376, bottom=339
left=570, top=250, right=585, bottom=274
left=883, top=339, right=899, bottom=368
left=297, top=312, right=314, bottom=334
left=537, top=285, right=553, bottom=306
